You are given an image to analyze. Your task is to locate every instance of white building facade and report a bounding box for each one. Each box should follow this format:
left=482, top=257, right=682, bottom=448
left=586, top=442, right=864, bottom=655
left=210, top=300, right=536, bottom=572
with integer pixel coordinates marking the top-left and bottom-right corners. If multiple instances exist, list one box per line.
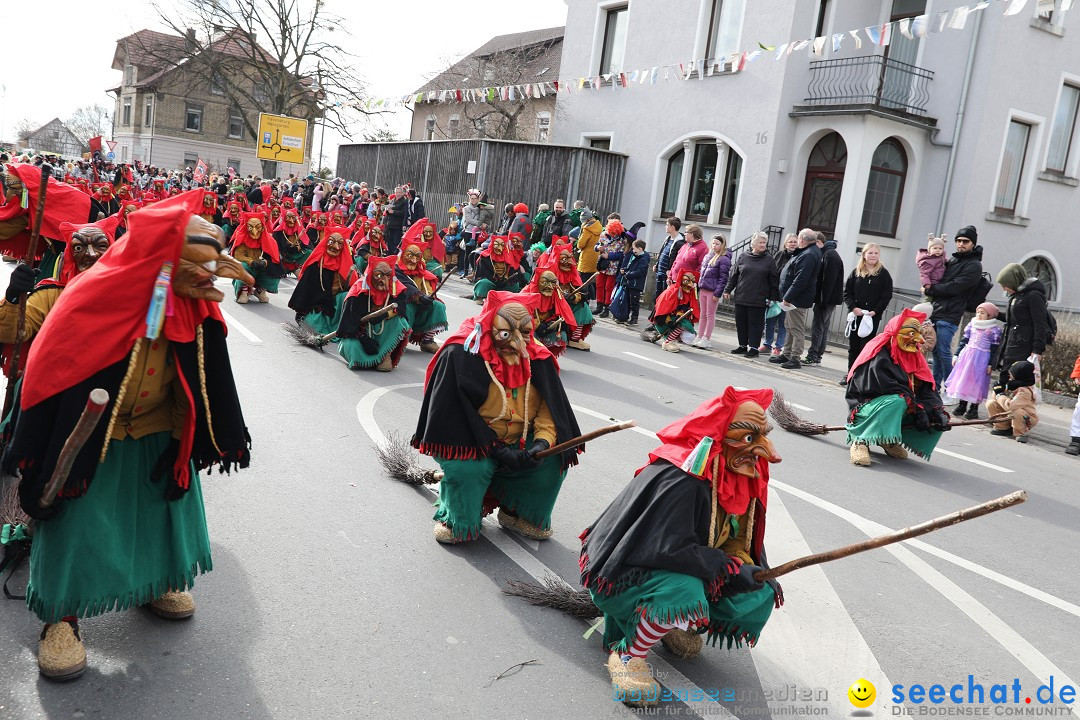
left=552, top=0, right=1080, bottom=307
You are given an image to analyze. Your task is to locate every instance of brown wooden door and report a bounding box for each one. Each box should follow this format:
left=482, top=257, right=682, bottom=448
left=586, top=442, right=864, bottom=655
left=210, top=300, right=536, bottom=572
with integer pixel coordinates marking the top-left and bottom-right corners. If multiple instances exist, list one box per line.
left=798, top=132, right=848, bottom=241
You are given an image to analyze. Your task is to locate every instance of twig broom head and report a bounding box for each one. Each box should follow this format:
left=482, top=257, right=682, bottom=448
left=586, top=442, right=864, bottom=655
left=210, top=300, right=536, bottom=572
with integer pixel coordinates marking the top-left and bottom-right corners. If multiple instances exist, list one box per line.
left=769, top=391, right=831, bottom=436
left=502, top=573, right=599, bottom=620
left=281, top=320, right=326, bottom=352
left=375, top=431, right=443, bottom=485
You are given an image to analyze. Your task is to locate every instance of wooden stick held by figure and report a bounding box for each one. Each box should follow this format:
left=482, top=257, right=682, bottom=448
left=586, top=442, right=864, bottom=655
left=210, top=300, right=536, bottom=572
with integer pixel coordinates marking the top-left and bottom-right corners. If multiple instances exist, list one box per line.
left=769, top=391, right=1008, bottom=435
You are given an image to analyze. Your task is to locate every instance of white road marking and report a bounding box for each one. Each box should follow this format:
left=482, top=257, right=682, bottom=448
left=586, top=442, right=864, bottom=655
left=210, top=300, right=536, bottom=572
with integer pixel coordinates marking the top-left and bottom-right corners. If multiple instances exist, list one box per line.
left=772, top=479, right=1078, bottom=704
left=571, top=404, right=659, bottom=440
left=622, top=350, right=679, bottom=369
left=770, top=479, right=1080, bottom=620
left=355, top=385, right=732, bottom=720
left=219, top=309, right=263, bottom=345
left=754, top=490, right=892, bottom=718
left=934, top=447, right=1013, bottom=473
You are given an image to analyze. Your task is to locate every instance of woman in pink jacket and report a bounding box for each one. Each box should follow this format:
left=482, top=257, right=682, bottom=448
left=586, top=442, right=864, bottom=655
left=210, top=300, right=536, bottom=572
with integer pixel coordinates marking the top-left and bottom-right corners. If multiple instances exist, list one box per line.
left=667, top=224, right=707, bottom=285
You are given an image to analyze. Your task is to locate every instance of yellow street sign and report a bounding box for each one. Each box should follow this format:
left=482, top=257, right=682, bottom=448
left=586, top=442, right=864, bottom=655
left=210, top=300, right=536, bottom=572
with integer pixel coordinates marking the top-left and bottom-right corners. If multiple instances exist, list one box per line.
left=256, top=113, right=309, bottom=163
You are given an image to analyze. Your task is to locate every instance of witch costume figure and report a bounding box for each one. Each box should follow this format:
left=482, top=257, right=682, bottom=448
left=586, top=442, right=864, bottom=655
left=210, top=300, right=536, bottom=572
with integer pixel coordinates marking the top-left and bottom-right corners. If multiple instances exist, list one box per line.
left=402, top=218, right=445, bottom=279
left=523, top=262, right=576, bottom=357
left=580, top=388, right=783, bottom=708
left=650, top=269, right=700, bottom=353
left=412, top=291, right=582, bottom=544
left=397, top=232, right=448, bottom=354
left=547, top=239, right=594, bottom=351
left=352, top=223, right=388, bottom=275
left=337, top=256, right=412, bottom=372
left=5, top=196, right=253, bottom=680
left=287, top=225, right=357, bottom=336
left=845, top=308, right=951, bottom=467
left=273, top=207, right=312, bottom=276
left=229, top=211, right=283, bottom=304
left=472, top=234, right=523, bottom=302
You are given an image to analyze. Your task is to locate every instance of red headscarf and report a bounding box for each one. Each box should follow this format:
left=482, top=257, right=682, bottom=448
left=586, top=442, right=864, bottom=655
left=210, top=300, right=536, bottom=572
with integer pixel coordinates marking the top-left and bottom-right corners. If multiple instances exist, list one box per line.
left=479, top=235, right=520, bottom=267
left=56, top=215, right=122, bottom=285
left=653, top=269, right=700, bottom=319
left=349, top=254, right=405, bottom=307
left=198, top=191, right=217, bottom=219
left=397, top=233, right=438, bottom=285
left=274, top=208, right=303, bottom=235
left=354, top=224, right=388, bottom=256
left=429, top=290, right=551, bottom=389
left=229, top=211, right=280, bottom=263
left=524, top=268, right=576, bottom=329
left=541, top=240, right=582, bottom=286
left=847, top=308, right=934, bottom=385
left=300, top=225, right=356, bottom=284
left=23, top=191, right=224, bottom=410
left=643, top=387, right=775, bottom=516
left=402, top=218, right=445, bottom=262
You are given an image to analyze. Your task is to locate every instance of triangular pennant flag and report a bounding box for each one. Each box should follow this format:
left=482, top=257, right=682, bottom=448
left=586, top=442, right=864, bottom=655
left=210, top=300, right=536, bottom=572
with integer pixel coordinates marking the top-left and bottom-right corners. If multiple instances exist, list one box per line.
left=1004, top=0, right=1028, bottom=15
left=848, top=29, right=863, bottom=48
left=865, top=25, right=881, bottom=44
left=879, top=22, right=892, bottom=46
left=790, top=39, right=811, bottom=53
left=774, top=42, right=790, bottom=59
left=707, top=61, right=716, bottom=76
left=738, top=51, right=749, bottom=72
left=973, top=1, right=991, bottom=10
left=812, top=36, right=827, bottom=56
left=911, top=14, right=929, bottom=36
left=832, top=32, right=845, bottom=51
left=947, top=6, right=971, bottom=29
left=899, top=18, right=914, bottom=38
left=746, top=49, right=763, bottom=63
left=758, top=41, right=777, bottom=51
left=935, top=10, right=949, bottom=31
left=650, top=67, right=659, bottom=84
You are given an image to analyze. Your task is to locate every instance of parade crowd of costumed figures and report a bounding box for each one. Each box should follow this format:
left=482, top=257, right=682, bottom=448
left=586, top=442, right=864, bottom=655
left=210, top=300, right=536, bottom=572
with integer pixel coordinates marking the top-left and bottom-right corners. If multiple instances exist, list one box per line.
left=0, top=156, right=1056, bottom=706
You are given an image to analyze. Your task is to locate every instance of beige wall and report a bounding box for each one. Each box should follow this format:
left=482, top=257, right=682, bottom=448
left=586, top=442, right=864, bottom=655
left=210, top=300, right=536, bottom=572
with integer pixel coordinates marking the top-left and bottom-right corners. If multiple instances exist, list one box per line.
left=409, top=97, right=557, bottom=142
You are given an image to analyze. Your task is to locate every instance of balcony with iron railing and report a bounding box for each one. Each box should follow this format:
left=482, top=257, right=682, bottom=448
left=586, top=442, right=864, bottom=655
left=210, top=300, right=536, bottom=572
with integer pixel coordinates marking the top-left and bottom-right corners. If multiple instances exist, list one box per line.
left=791, top=55, right=937, bottom=129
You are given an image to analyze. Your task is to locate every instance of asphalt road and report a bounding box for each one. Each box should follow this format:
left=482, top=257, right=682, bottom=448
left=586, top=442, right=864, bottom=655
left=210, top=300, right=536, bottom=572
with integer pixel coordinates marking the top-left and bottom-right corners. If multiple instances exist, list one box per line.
left=1, top=273, right=1078, bottom=720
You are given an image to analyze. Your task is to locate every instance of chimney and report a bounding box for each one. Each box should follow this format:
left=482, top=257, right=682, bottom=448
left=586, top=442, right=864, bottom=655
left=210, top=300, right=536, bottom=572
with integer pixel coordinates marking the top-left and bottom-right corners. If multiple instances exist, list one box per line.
left=185, top=28, right=197, bottom=51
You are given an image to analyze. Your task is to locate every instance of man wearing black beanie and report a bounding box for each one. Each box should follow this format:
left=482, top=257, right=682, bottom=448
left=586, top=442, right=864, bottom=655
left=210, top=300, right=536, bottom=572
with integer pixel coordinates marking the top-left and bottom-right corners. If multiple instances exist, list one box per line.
left=925, top=224, right=983, bottom=387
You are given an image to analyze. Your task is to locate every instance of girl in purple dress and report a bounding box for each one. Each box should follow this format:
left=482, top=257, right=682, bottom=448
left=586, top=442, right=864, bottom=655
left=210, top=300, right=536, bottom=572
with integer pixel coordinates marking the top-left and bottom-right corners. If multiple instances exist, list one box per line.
left=945, top=302, right=1002, bottom=419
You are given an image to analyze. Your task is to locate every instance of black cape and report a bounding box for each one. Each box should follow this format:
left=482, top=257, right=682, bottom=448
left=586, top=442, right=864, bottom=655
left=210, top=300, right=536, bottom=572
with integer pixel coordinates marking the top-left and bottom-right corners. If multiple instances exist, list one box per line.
left=412, top=343, right=581, bottom=469
left=5, top=320, right=250, bottom=520
left=337, top=289, right=409, bottom=339
left=287, top=266, right=344, bottom=317
left=580, top=461, right=765, bottom=598
left=845, top=351, right=942, bottom=413
left=475, top=256, right=523, bottom=289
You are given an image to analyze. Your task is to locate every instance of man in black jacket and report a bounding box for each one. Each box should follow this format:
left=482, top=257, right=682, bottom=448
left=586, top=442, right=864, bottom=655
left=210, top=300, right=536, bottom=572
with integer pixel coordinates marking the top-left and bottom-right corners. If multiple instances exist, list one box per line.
left=771, top=228, right=822, bottom=369
left=384, top=185, right=408, bottom=255
left=805, top=232, right=844, bottom=364
left=540, top=199, right=572, bottom=247
left=926, top=225, right=983, bottom=387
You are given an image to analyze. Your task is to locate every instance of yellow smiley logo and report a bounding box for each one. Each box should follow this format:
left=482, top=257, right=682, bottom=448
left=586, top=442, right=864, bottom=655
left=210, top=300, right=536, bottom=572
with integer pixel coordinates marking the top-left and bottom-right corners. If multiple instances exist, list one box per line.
left=848, top=678, right=876, bottom=709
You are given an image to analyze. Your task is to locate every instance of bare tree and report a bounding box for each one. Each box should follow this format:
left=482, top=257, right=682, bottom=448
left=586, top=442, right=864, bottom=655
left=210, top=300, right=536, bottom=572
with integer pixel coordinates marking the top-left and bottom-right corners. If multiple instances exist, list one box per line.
left=65, top=104, right=111, bottom=143
left=430, top=41, right=559, bottom=141
left=362, top=128, right=403, bottom=143
left=144, top=0, right=375, bottom=173
left=14, top=118, right=36, bottom=142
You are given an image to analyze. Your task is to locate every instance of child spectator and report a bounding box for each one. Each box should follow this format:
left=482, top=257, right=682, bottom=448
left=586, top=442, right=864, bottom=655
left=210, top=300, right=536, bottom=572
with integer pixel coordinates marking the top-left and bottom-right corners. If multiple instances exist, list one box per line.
left=693, top=234, right=731, bottom=350
left=595, top=219, right=626, bottom=318
left=987, top=359, right=1040, bottom=442
left=945, top=302, right=1002, bottom=420
left=617, top=239, right=650, bottom=326
left=911, top=301, right=938, bottom=366
left=917, top=234, right=947, bottom=295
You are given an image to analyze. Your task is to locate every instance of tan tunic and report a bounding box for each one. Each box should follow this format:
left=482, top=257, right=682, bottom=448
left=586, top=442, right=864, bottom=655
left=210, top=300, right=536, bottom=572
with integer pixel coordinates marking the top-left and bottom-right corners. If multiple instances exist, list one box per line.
left=109, top=338, right=190, bottom=441
left=0, top=288, right=62, bottom=344
left=477, top=380, right=557, bottom=447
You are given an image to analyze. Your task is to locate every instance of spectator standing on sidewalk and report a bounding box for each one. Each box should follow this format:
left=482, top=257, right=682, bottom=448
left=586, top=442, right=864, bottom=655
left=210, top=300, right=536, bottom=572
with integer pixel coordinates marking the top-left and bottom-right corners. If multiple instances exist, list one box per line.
left=1067, top=354, right=1080, bottom=456
left=761, top=233, right=797, bottom=356
left=804, top=232, right=844, bottom=365
left=595, top=220, right=628, bottom=318
left=540, top=199, right=573, bottom=247
left=925, top=225, right=984, bottom=388
left=771, top=228, right=822, bottom=370
left=617, top=238, right=650, bottom=326
left=576, top=208, right=602, bottom=302
left=841, top=242, right=893, bottom=372
left=691, top=234, right=730, bottom=349
left=654, top=217, right=684, bottom=296
left=993, top=262, right=1049, bottom=384
left=721, top=231, right=777, bottom=356
left=668, top=225, right=708, bottom=285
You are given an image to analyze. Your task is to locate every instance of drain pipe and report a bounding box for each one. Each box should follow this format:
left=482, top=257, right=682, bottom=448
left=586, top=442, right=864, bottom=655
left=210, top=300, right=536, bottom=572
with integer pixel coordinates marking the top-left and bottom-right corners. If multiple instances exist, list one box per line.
left=934, top=10, right=983, bottom=234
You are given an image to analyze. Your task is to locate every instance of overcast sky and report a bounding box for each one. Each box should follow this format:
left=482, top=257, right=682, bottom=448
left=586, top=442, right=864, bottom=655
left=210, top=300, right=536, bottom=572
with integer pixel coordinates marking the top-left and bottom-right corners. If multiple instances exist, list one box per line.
left=1, top=0, right=567, bottom=166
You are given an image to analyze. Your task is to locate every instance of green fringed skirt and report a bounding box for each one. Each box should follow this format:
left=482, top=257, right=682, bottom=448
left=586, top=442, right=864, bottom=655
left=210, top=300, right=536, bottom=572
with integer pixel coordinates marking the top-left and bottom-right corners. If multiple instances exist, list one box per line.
left=433, top=453, right=566, bottom=541
left=233, top=263, right=280, bottom=294
left=572, top=302, right=595, bottom=327
left=591, top=569, right=776, bottom=653
left=846, top=394, right=942, bottom=459
left=426, top=259, right=445, bottom=279
left=27, top=432, right=211, bottom=623
left=404, top=300, right=448, bottom=336
left=654, top=316, right=695, bottom=336
left=303, top=291, right=348, bottom=336
left=473, top=278, right=522, bottom=300
left=338, top=315, right=411, bottom=368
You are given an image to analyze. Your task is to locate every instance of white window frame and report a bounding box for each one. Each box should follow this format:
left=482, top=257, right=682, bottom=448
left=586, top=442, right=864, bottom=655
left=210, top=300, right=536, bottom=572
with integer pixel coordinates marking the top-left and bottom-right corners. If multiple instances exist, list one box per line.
left=183, top=152, right=199, bottom=168
left=211, top=72, right=226, bottom=96
left=590, top=1, right=631, bottom=76
left=649, top=132, right=744, bottom=229
left=989, top=109, right=1044, bottom=219
left=227, top=110, right=244, bottom=139
left=144, top=98, right=153, bottom=127
left=122, top=97, right=132, bottom=126
left=1042, top=73, right=1080, bottom=178
left=448, top=114, right=460, bottom=139
left=580, top=132, right=614, bottom=149
left=536, top=112, right=551, bottom=142
left=185, top=103, right=203, bottom=133
left=1017, top=250, right=1061, bottom=302
left=227, top=158, right=241, bottom=173
left=692, top=0, right=747, bottom=62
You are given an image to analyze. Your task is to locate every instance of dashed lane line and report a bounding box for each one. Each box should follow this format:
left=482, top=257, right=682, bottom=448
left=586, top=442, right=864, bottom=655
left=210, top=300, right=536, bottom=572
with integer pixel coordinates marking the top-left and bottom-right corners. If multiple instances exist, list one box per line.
left=219, top=309, right=263, bottom=345
left=622, top=351, right=679, bottom=369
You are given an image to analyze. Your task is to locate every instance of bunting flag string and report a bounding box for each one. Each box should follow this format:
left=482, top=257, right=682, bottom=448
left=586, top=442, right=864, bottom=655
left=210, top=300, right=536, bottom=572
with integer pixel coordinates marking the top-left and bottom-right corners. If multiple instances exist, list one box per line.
left=345, top=0, right=1070, bottom=111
